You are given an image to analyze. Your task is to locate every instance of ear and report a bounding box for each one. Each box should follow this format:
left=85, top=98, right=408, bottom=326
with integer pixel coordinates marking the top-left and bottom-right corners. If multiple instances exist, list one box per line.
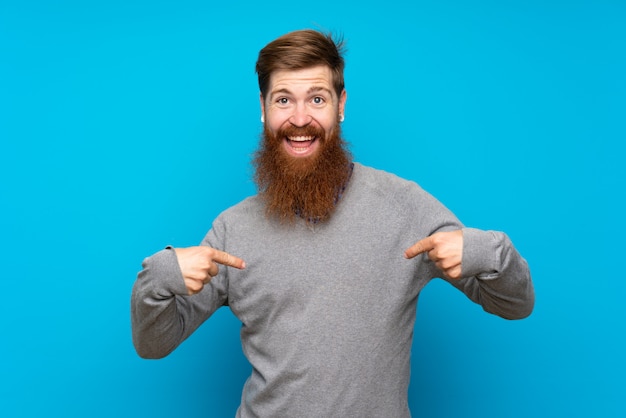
left=259, top=92, right=265, bottom=115
left=338, top=89, right=347, bottom=118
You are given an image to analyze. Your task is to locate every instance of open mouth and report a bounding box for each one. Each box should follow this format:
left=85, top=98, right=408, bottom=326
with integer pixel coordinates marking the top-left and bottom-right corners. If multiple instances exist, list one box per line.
left=286, top=135, right=317, bottom=154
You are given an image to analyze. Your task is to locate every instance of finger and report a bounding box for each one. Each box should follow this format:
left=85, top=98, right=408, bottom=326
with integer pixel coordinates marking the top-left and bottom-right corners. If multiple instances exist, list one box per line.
left=207, top=261, right=219, bottom=277
left=185, top=278, right=204, bottom=295
left=212, top=249, right=246, bottom=269
left=445, top=265, right=462, bottom=280
left=435, top=255, right=459, bottom=270
left=202, top=274, right=212, bottom=285
left=404, top=236, right=435, bottom=259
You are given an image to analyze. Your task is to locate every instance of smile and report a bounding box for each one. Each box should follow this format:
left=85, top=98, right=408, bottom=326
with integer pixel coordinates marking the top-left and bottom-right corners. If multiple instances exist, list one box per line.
left=286, top=136, right=317, bottom=154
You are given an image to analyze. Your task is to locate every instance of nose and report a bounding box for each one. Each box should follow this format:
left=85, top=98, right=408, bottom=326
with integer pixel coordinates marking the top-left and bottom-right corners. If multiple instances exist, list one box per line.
left=289, top=104, right=312, bottom=127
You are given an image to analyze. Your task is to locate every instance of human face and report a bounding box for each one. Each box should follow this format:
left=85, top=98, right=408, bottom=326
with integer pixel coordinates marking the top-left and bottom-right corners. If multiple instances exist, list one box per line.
left=260, top=65, right=347, bottom=159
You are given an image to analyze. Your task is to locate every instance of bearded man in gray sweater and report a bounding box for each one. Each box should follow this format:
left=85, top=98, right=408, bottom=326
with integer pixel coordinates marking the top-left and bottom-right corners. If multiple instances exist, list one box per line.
left=131, top=29, right=534, bottom=417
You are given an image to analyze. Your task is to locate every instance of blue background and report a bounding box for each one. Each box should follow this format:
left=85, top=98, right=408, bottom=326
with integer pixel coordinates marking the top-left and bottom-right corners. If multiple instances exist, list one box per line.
left=1, top=0, right=624, bottom=417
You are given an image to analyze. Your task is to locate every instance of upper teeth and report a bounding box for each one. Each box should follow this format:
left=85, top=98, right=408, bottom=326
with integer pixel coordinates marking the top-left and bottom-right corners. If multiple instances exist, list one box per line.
left=289, top=136, right=314, bottom=142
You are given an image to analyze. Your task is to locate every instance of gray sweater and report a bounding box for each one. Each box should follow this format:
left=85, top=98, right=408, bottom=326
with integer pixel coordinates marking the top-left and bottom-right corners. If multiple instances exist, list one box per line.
left=131, top=163, right=534, bottom=417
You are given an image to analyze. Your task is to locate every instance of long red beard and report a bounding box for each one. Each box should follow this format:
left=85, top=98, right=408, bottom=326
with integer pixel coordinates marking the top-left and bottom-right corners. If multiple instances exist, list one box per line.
left=253, top=122, right=352, bottom=225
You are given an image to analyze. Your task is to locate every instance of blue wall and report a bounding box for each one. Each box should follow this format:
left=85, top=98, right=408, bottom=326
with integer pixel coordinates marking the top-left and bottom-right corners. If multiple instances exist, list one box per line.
left=1, top=1, right=624, bottom=416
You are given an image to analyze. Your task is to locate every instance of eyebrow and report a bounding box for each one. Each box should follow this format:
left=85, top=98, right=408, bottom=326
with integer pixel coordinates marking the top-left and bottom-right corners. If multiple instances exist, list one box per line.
left=269, top=86, right=333, bottom=98
left=307, top=86, right=332, bottom=95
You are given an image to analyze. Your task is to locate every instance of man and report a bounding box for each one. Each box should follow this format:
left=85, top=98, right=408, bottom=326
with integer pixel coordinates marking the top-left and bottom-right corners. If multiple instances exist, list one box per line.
left=131, top=29, right=534, bottom=417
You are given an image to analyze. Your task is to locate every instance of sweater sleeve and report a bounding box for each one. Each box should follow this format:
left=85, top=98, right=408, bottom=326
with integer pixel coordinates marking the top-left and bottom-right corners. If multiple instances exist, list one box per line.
left=446, top=227, right=534, bottom=320
left=130, top=245, right=228, bottom=358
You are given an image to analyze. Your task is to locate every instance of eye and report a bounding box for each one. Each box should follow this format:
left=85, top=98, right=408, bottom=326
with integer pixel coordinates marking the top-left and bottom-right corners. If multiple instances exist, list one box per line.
left=277, top=97, right=290, bottom=105
left=312, top=96, right=325, bottom=105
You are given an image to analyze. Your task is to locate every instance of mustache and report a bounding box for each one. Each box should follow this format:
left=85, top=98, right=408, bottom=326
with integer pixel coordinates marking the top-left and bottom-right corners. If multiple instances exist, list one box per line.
left=276, top=124, right=325, bottom=139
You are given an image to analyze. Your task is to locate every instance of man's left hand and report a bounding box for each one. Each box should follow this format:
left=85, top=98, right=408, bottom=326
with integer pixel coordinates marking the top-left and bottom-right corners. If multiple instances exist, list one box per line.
left=404, top=230, right=464, bottom=280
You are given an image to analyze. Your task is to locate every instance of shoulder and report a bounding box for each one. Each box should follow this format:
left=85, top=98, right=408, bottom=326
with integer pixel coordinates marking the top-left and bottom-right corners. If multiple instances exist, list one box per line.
left=352, top=162, right=428, bottom=202
left=350, top=163, right=457, bottom=221
left=201, top=195, right=265, bottom=245
left=217, top=195, right=263, bottom=223
left=350, top=163, right=462, bottom=232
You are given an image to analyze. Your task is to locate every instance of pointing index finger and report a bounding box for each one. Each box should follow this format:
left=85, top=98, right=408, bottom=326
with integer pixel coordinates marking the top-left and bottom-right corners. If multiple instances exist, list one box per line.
left=212, top=249, right=246, bottom=269
left=404, top=236, right=435, bottom=259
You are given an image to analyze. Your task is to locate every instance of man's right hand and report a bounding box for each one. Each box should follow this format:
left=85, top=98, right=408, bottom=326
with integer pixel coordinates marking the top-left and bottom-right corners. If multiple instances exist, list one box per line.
left=174, top=246, right=246, bottom=295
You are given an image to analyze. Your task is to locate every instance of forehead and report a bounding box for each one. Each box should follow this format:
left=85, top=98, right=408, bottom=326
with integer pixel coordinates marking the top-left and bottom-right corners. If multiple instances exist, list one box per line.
left=268, top=65, right=334, bottom=95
